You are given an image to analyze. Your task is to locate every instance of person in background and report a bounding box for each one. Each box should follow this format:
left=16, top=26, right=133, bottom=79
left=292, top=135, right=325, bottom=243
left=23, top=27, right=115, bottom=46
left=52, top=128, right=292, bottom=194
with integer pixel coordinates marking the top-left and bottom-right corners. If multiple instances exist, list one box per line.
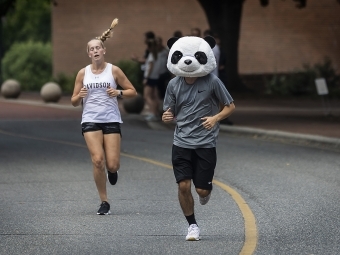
left=131, top=31, right=156, bottom=71
left=203, top=30, right=233, bottom=125
left=173, top=30, right=183, bottom=38
left=203, top=29, right=220, bottom=77
left=71, top=23, right=137, bottom=215
left=143, top=38, right=161, bottom=121
left=190, top=27, right=201, bottom=37
left=155, top=36, right=170, bottom=101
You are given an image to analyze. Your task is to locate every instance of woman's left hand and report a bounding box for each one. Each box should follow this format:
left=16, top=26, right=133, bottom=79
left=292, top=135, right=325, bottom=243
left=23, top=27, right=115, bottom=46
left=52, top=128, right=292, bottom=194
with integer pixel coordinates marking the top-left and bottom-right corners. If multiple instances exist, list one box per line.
left=107, top=87, right=120, bottom=97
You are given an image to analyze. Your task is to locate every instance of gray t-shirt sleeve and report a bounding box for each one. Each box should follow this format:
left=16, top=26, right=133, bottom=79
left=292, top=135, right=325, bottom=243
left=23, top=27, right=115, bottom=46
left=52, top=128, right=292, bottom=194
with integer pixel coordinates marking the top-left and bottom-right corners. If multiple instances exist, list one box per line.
left=211, top=76, right=234, bottom=106
left=163, top=77, right=177, bottom=114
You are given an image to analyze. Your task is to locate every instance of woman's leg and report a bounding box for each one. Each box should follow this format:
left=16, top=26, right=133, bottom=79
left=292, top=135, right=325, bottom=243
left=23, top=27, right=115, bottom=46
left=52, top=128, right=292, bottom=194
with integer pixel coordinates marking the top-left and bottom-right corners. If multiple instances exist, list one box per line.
left=144, top=85, right=160, bottom=117
left=83, top=131, right=107, bottom=202
left=151, top=86, right=160, bottom=117
left=103, top=133, right=121, bottom=174
left=144, top=85, right=154, bottom=115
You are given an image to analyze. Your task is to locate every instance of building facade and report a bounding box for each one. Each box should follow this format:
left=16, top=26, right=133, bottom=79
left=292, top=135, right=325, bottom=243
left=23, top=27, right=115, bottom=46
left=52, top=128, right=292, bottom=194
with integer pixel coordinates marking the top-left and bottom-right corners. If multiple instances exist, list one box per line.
left=52, top=0, right=340, bottom=77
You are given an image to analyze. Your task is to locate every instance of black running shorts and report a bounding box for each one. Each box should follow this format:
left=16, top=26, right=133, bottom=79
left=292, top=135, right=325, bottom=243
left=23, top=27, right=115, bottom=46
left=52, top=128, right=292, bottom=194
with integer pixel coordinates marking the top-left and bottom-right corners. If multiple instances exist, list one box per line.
left=81, top=122, right=121, bottom=136
left=172, top=144, right=216, bottom=190
left=146, top=78, right=158, bottom=88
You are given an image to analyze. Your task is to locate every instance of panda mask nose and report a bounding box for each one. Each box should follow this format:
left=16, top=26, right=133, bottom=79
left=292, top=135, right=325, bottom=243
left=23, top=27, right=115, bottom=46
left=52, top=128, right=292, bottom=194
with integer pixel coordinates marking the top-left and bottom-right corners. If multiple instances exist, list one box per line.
left=184, top=59, right=192, bottom=65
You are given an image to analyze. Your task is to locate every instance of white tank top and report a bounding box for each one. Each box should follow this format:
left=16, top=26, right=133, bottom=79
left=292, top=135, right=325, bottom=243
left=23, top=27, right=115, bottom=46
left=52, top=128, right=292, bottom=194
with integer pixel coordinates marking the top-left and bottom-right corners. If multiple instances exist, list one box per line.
left=81, top=63, right=122, bottom=124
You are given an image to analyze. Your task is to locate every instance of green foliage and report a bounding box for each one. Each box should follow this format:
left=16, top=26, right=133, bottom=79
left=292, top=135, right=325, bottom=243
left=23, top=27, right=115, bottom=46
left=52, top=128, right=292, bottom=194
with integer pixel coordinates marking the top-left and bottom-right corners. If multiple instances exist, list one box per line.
left=2, top=41, right=52, bottom=91
left=313, top=58, right=340, bottom=93
left=2, top=0, right=51, bottom=51
left=115, top=60, right=143, bottom=94
left=0, top=0, right=16, bottom=17
left=53, top=72, right=77, bottom=94
left=266, top=58, right=340, bottom=97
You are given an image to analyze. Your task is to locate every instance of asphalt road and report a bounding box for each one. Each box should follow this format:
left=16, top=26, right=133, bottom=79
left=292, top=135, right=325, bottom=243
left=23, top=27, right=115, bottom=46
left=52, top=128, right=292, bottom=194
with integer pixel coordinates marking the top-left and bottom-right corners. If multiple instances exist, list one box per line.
left=1, top=116, right=340, bottom=255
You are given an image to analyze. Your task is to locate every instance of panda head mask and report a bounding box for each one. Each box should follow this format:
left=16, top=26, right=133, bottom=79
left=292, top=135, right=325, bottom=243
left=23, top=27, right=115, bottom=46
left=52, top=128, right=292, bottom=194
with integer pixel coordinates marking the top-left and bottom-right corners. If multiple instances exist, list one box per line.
left=167, top=36, right=217, bottom=77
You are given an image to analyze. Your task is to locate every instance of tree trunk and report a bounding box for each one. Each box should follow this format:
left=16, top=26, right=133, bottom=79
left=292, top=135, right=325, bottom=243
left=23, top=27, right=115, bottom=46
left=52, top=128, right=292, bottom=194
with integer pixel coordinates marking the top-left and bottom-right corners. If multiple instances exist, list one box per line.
left=198, top=0, right=247, bottom=91
left=0, top=18, right=3, bottom=85
left=0, top=0, right=17, bottom=85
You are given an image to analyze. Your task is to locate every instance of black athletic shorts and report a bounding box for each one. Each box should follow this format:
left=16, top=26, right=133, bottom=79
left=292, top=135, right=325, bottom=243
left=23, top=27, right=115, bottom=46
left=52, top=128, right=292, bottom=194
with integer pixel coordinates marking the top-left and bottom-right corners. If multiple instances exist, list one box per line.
left=81, top=122, right=121, bottom=136
left=146, top=78, right=158, bottom=87
left=172, top=144, right=216, bottom=190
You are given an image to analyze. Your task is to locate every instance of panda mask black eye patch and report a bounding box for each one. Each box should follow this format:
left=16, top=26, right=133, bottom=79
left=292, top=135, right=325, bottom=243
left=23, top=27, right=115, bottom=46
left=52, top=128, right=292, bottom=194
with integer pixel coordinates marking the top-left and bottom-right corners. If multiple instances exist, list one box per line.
left=194, top=52, right=208, bottom=65
left=171, top=51, right=183, bottom=64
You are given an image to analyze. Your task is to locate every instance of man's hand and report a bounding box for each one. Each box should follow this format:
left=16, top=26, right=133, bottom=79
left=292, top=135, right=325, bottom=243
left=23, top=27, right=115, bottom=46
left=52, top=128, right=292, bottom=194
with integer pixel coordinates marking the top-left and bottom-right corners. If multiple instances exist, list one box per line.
left=162, top=108, right=174, bottom=123
left=201, top=116, right=218, bottom=130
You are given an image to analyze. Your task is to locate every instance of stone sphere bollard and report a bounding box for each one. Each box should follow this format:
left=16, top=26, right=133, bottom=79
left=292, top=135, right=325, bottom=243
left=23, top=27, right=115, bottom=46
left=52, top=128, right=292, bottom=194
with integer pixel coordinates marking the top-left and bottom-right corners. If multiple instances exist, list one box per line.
left=123, top=93, right=145, bottom=114
left=1, top=79, right=21, bottom=99
left=40, top=82, right=62, bottom=103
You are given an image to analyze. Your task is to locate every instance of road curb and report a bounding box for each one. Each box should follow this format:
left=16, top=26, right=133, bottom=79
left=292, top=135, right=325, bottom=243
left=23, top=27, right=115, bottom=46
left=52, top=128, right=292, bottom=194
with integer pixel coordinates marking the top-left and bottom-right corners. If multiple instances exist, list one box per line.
left=2, top=98, right=339, bottom=151
left=219, top=125, right=340, bottom=151
left=146, top=120, right=340, bottom=151
left=0, top=98, right=80, bottom=111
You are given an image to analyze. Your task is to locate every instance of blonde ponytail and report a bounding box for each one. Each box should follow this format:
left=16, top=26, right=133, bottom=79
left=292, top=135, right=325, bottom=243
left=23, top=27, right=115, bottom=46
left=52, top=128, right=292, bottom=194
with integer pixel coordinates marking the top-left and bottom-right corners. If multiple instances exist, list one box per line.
left=96, top=18, right=119, bottom=42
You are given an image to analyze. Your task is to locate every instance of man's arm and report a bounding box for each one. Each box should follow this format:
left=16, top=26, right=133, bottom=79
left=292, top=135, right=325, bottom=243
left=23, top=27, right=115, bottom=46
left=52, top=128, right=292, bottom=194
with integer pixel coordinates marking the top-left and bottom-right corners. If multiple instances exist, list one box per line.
left=216, top=103, right=235, bottom=121
left=201, top=103, right=235, bottom=130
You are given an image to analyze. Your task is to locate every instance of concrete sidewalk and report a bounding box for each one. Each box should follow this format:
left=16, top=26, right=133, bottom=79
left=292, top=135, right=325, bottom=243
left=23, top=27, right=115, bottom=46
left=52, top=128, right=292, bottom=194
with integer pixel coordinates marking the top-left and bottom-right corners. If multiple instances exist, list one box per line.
left=1, top=92, right=339, bottom=150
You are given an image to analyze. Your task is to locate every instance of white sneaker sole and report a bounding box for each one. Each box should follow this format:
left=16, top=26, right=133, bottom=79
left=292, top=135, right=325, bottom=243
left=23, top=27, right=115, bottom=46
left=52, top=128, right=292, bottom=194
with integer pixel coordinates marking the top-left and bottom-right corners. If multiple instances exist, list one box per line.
left=97, top=210, right=111, bottom=215
left=186, top=236, right=200, bottom=241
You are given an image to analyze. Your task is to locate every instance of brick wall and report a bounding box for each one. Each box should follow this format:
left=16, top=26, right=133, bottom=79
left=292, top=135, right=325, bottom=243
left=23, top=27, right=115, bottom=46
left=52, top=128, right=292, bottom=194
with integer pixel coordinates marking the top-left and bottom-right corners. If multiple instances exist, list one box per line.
left=52, top=0, right=209, bottom=76
left=52, top=0, right=340, bottom=77
left=240, top=0, right=340, bottom=74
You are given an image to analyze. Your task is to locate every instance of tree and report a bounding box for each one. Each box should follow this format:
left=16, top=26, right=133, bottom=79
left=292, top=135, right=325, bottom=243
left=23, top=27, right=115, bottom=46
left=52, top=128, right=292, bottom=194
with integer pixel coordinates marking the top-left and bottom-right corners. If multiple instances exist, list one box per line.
left=0, top=0, right=16, bottom=84
left=0, top=0, right=50, bottom=84
left=198, top=0, right=244, bottom=90
left=2, top=0, right=51, bottom=51
left=197, top=0, right=339, bottom=91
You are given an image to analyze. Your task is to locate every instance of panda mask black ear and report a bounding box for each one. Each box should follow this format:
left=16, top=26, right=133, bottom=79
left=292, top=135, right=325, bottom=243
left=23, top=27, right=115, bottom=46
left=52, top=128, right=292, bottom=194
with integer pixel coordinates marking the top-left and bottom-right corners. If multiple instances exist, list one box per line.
left=167, top=37, right=180, bottom=49
left=204, top=36, right=216, bottom=49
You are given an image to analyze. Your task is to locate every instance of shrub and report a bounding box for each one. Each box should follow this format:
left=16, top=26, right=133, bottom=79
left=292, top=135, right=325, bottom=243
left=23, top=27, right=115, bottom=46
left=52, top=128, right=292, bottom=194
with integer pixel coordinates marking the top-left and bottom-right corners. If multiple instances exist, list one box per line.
left=313, top=58, right=340, bottom=97
left=2, top=41, right=52, bottom=91
left=266, top=58, right=340, bottom=97
left=53, top=72, right=77, bottom=94
left=115, top=60, right=143, bottom=94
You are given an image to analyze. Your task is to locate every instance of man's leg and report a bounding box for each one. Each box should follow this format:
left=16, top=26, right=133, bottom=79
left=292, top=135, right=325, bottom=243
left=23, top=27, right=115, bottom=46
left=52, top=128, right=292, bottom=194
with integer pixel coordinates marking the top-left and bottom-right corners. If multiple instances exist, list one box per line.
left=172, top=145, right=200, bottom=240
left=193, top=147, right=216, bottom=205
left=196, top=188, right=212, bottom=205
left=178, top=179, right=195, bottom=219
left=178, top=179, right=200, bottom=241
left=196, top=188, right=211, bottom=198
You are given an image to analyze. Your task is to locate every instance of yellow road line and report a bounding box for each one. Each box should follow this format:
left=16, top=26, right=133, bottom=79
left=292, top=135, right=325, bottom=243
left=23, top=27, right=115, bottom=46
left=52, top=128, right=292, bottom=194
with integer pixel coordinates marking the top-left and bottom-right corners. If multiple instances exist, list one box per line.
left=120, top=153, right=173, bottom=170
left=0, top=129, right=258, bottom=254
left=213, top=179, right=258, bottom=255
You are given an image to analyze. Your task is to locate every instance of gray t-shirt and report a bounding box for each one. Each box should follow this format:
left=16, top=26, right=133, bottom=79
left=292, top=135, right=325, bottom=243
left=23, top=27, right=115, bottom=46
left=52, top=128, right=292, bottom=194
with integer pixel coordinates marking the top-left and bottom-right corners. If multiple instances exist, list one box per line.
left=163, top=73, right=233, bottom=149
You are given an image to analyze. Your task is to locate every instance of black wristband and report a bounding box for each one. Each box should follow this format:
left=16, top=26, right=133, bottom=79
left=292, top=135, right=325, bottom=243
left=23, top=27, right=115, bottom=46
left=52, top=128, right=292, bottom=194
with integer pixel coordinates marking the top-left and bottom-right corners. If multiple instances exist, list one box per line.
left=118, top=90, right=123, bottom=98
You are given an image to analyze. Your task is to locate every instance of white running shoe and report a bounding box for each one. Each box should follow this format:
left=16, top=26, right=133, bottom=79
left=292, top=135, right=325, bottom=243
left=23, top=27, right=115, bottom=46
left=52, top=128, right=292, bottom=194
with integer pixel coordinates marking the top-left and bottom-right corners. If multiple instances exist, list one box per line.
left=199, top=193, right=211, bottom=205
left=186, top=224, right=200, bottom=241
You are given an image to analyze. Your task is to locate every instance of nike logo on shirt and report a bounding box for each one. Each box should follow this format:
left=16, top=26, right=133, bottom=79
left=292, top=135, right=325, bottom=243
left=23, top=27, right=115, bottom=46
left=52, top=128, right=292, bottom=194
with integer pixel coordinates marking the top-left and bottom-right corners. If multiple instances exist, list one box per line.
left=198, top=90, right=206, bottom=93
